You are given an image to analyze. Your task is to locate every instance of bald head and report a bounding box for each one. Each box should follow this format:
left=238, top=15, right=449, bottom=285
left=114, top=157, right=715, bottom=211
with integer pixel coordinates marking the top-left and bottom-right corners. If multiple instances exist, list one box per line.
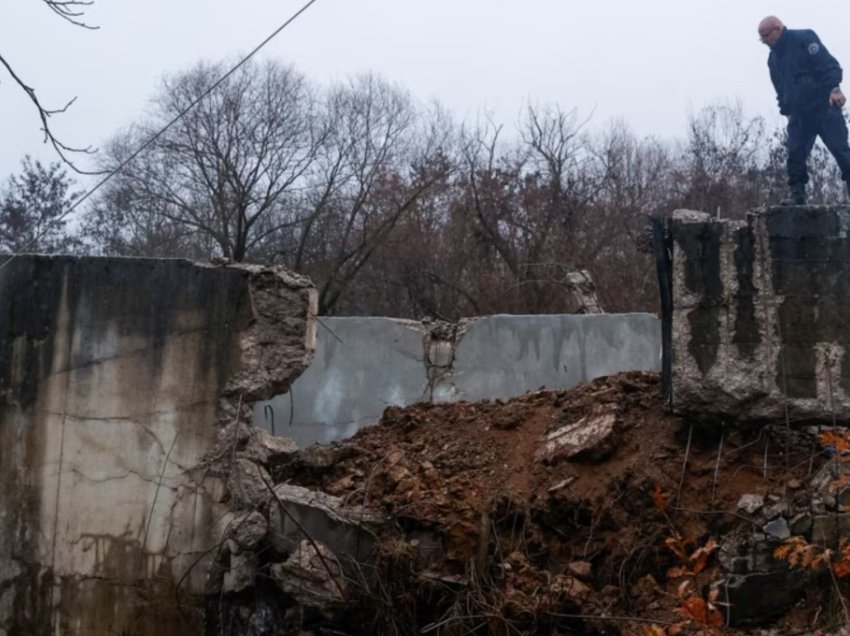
left=758, top=16, right=784, bottom=46
left=759, top=16, right=783, bottom=32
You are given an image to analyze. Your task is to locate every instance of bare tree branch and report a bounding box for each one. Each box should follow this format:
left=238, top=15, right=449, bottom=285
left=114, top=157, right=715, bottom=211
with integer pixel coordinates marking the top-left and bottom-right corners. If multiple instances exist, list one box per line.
left=0, top=53, right=99, bottom=174
left=43, top=0, right=98, bottom=29
left=0, top=1, right=100, bottom=174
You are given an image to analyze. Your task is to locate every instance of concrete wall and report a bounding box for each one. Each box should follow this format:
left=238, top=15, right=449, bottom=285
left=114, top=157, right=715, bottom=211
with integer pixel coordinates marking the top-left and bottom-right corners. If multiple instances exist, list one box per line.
left=254, top=313, right=661, bottom=447
left=0, top=256, right=316, bottom=635
left=659, top=205, right=850, bottom=421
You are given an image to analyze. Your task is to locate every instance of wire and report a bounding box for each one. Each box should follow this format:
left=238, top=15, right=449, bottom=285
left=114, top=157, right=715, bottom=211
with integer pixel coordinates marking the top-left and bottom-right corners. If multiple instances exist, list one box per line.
left=0, top=0, right=320, bottom=272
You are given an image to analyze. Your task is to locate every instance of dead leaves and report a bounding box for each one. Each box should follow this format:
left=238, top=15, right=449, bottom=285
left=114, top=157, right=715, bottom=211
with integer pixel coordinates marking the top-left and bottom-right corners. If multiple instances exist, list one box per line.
left=774, top=536, right=850, bottom=578
left=674, top=581, right=725, bottom=626
left=642, top=581, right=725, bottom=636
left=652, top=484, right=669, bottom=513
left=665, top=536, right=718, bottom=578
left=819, top=430, right=850, bottom=462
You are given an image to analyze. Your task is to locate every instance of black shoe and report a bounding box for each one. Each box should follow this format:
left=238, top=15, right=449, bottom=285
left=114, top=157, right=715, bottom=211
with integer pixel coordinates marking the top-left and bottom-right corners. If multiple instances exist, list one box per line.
left=779, top=188, right=806, bottom=205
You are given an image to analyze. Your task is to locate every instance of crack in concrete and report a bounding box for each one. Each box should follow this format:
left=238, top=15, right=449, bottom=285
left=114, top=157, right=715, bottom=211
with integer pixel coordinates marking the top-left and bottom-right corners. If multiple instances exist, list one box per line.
left=68, top=467, right=181, bottom=491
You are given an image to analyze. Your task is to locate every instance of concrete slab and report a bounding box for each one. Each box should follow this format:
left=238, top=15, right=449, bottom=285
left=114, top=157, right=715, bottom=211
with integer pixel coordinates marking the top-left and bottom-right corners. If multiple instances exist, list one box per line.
left=256, top=314, right=662, bottom=446
left=435, top=314, right=661, bottom=402
left=253, top=317, right=429, bottom=447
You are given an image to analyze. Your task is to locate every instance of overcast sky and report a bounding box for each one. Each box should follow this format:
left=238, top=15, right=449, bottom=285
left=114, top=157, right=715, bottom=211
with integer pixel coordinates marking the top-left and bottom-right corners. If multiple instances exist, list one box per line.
left=2, top=1, right=849, bottom=184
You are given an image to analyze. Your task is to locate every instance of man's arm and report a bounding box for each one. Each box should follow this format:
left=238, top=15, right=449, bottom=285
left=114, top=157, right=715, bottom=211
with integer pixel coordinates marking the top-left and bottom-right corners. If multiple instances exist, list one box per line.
left=768, top=58, right=788, bottom=115
left=802, top=30, right=846, bottom=106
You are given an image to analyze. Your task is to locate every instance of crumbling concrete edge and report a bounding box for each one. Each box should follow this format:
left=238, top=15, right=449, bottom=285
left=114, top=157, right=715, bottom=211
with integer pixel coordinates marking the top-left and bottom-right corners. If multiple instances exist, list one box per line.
left=181, top=264, right=319, bottom=623
left=421, top=318, right=478, bottom=402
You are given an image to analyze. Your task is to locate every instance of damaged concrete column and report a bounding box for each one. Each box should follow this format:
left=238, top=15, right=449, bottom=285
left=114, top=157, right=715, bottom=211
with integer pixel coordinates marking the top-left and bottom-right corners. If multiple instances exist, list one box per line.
left=0, top=256, right=316, bottom=635
left=656, top=205, right=850, bottom=421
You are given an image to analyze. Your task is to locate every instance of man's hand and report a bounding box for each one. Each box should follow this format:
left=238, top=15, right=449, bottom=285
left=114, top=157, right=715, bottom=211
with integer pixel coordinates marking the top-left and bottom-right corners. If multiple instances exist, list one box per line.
left=830, top=88, right=847, bottom=107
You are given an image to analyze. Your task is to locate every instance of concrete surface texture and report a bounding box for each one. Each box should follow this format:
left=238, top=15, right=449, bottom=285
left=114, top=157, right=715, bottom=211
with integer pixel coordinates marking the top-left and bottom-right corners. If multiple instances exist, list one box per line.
left=663, top=205, right=850, bottom=420
left=0, top=256, right=316, bottom=635
left=254, top=313, right=662, bottom=447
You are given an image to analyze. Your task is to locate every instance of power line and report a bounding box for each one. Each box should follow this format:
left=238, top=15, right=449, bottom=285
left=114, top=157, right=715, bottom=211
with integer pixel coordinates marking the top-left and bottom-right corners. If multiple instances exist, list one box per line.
left=0, top=0, right=320, bottom=272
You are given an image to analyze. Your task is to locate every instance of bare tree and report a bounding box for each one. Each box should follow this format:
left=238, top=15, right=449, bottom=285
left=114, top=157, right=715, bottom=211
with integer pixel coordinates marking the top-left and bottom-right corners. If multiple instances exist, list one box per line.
left=451, top=105, right=600, bottom=314
left=291, top=75, right=453, bottom=314
left=91, top=59, right=323, bottom=262
left=679, top=101, right=773, bottom=217
left=1, top=1, right=97, bottom=172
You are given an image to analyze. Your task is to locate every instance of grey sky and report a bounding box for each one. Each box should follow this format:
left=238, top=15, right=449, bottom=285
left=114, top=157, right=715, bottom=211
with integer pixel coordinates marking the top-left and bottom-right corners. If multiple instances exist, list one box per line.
left=2, top=0, right=848, bottom=182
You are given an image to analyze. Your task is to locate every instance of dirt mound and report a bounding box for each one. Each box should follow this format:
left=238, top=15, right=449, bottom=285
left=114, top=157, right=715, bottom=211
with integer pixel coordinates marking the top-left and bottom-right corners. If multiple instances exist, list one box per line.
left=275, top=372, right=830, bottom=635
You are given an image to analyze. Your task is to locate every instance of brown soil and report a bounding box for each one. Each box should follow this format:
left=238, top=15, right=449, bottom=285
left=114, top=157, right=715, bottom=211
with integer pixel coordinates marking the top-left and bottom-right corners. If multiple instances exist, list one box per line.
left=280, top=372, right=830, bottom=635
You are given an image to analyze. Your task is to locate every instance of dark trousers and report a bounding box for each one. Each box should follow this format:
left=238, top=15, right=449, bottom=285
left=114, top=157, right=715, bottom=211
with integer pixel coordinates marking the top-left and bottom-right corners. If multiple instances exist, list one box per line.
left=787, top=105, right=850, bottom=187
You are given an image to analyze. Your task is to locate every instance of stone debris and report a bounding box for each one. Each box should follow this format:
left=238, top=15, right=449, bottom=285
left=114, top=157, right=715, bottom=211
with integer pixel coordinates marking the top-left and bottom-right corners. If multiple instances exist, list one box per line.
left=222, top=552, right=259, bottom=595
left=737, top=493, right=765, bottom=514
left=535, top=410, right=619, bottom=464
left=270, top=540, right=347, bottom=609
left=762, top=517, right=791, bottom=540
left=227, top=458, right=273, bottom=509
left=226, top=511, right=268, bottom=553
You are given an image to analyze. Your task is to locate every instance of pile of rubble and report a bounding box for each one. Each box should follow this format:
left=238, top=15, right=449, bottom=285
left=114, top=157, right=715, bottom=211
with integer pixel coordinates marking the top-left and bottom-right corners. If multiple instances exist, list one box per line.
left=204, top=371, right=850, bottom=635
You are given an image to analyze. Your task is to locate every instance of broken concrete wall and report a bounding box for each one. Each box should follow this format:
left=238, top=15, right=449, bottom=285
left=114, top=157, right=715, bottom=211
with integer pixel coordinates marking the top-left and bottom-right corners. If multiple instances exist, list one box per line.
left=0, top=255, right=316, bottom=635
left=658, top=205, right=850, bottom=421
left=254, top=313, right=661, bottom=447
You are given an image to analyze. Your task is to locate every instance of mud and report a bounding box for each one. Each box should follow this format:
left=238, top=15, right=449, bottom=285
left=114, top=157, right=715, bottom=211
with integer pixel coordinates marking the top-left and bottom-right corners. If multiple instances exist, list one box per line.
left=263, top=371, right=838, bottom=635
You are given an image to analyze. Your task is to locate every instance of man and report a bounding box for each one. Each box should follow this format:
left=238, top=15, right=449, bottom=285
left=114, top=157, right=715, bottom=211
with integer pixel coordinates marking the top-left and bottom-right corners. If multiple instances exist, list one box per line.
left=759, top=16, right=850, bottom=204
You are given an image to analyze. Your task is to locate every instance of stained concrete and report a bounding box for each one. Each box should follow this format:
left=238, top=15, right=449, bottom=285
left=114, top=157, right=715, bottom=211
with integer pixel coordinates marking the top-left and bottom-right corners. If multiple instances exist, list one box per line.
left=660, top=205, right=850, bottom=421
left=255, top=313, right=662, bottom=447
left=438, top=314, right=661, bottom=403
left=0, top=255, right=316, bottom=635
left=253, top=317, right=429, bottom=446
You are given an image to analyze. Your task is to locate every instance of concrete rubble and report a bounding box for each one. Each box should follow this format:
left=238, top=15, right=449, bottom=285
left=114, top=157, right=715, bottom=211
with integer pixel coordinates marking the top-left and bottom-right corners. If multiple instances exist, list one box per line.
left=534, top=408, right=620, bottom=464
left=656, top=205, right=850, bottom=422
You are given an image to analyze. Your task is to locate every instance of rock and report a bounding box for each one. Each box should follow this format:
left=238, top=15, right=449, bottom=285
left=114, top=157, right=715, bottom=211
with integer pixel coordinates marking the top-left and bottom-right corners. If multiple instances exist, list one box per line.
left=751, top=536, right=781, bottom=572
left=566, top=561, right=592, bottom=581
left=761, top=502, right=788, bottom=521
left=631, top=574, right=660, bottom=601
left=299, top=443, right=352, bottom=471
left=716, top=570, right=808, bottom=626
left=239, top=427, right=298, bottom=465
left=227, top=458, right=273, bottom=509
left=223, top=552, right=257, bottom=594
left=812, top=515, right=838, bottom=546
left=791, top=491, right=810, bottom=513
left=731, top=557, right=749, bottom=574
left=270, top=540, right=347, bottom=609
left=737, top=494, right=765, bottom=515
left=387, top=463, right=412, bottom=484
left=268, top=483, right=386, bottom=563
left=535, top=411, right=619, bottom=465
left=789, top=513, right=813, bottom=536
left=227, top=511, right=268, bottom=552
left=762, top=517, right=790, bottom=540
left=552, top=574, right=590, bottom=602
left=601, top=584, right=619, bottom=598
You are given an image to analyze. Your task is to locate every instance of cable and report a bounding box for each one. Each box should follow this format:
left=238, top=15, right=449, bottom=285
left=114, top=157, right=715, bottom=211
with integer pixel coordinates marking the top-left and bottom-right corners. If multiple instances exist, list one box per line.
left=0, top=0, right=320, bottom=272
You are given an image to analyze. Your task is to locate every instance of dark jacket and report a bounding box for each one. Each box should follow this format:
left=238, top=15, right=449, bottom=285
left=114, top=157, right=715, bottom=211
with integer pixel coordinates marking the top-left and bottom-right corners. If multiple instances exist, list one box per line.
left=768, top=28, right=843, bottom=116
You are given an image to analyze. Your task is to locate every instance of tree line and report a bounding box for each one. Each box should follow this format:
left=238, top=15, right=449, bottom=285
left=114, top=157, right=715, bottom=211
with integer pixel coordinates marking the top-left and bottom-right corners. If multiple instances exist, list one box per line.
left=1, top=59, right=844, bottom=318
